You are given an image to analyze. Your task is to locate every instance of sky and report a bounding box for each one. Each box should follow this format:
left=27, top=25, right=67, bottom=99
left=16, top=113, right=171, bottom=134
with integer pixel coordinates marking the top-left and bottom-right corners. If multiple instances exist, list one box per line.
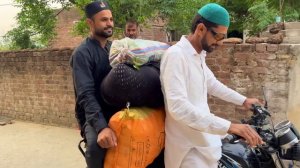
left=0, top=0, right=61, bottom=37
left=0, top=0, right=20, bottom=37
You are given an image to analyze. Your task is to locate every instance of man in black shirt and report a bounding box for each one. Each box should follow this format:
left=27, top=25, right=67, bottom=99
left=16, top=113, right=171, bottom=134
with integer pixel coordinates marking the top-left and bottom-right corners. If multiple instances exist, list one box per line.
left=70, top=1, right=119, bottom=168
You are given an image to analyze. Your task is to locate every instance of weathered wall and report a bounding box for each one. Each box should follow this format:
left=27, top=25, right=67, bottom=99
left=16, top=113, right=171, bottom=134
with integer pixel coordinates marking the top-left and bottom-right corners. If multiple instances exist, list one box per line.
left=49, top=8, right=84, bottom=49
left=48, top=9, right=168, bottom=49
left=139, top=19, right=168, bottom=42
left=206, top=44, right=298, bottom=124
left=0, top=48, right=76, bottom=127
left=287, top=45, right=300, bottom=131
left=0, top=44, right=298, bottom=127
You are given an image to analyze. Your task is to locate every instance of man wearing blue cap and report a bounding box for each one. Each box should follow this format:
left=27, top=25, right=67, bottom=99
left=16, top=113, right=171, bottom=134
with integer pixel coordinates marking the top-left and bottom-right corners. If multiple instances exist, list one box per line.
left=70, top=1, right=119, bottom=168
left=160, top=3, right=264, bottom=168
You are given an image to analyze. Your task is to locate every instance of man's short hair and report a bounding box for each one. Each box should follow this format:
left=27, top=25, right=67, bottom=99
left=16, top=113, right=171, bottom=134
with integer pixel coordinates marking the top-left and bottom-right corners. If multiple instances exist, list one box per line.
left=190, top=14, right=218, bottom=33
left=126, top=19, right=139, bottom=27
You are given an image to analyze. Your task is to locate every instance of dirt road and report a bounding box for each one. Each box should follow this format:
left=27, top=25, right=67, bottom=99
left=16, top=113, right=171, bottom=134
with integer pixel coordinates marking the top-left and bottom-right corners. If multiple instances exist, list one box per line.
left=0, top=121, right=86, bottom=168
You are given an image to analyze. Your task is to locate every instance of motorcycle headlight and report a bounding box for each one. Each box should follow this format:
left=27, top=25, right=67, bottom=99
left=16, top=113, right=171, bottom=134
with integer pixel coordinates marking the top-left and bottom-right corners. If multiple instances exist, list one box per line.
left=275, top=127, right=299, bottom=150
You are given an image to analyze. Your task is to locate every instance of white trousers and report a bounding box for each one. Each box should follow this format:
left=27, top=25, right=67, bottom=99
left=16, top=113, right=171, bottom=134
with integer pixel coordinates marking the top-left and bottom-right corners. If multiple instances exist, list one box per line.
left=180, top=148, right=218, bottom=168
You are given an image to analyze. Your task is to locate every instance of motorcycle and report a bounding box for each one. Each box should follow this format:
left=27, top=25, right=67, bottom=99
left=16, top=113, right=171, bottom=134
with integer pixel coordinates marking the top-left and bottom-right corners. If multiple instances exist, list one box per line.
left=219, top=103, right=300, bottom=168
left=78, top=88, right=300, bottom=168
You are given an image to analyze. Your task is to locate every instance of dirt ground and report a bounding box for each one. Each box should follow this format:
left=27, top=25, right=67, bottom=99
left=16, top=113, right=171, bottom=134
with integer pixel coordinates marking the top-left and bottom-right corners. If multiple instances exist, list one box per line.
left=1, top=120, right=299, bottom=168
left=0, top=120, right=86, bottom=168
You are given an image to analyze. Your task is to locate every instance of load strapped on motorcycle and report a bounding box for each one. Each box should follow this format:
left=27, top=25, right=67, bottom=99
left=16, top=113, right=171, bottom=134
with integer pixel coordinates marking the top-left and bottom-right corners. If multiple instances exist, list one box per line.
left=220, top=104, right=300, bottom=168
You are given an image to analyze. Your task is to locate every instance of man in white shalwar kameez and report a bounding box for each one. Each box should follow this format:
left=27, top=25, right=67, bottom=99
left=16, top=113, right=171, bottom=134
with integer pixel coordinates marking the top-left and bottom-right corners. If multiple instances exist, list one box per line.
left=160, top=3, right=264, bottom=168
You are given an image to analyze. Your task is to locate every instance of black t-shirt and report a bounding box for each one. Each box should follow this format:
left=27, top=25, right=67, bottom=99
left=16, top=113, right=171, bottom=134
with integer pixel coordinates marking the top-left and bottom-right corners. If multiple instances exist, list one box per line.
left=70, top=37, right=119, bottom=134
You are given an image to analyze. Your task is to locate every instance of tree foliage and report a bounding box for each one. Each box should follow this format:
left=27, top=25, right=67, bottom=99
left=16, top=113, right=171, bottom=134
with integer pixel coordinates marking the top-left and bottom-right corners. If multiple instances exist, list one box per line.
left=71, top=0, right=160, bottom=37
left=5, top=0, right=61, bottom=49
left=245, top=0, right=277, bottom=35
left=4, top=0, right=300, bottom=49
left=223, top=0, right=300, bottom=35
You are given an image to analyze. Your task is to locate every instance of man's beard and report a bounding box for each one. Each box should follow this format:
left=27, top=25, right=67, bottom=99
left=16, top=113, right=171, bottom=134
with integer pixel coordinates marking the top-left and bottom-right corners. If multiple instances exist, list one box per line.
left=95, top=26, right=113, bottom=38
left=201, top=35, right=215, bottom=53
left=127, top=34, right=136, bottom=39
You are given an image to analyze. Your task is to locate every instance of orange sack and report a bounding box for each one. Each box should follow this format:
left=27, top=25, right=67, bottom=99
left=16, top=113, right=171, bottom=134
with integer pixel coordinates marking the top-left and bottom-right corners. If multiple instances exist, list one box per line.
left=104, top=107, right=165, bottom=168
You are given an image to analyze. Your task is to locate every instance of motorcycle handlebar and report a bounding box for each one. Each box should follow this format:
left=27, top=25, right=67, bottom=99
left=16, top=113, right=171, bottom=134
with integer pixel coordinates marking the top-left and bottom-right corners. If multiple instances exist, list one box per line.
left=223, top=105, right=271, bottom=144
left=223, top=134, right=241, bottom=143
left=250, top=104, right=270, bottom=117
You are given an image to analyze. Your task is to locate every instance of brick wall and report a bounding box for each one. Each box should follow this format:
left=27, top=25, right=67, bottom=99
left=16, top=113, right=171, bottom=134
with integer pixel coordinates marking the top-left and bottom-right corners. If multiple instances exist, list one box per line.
left=0, top=44, right=298, bottom=127
left=207, top=44, right=297, bottom=124
left=48, top=8, right=84, bottom=49
left=48, top=8, right=168, bottom=49
left=0, top=48, right=77, bottom=127
left=139, top=19, right=168, bottom=42
left=139, top=26, right=168, bottom=42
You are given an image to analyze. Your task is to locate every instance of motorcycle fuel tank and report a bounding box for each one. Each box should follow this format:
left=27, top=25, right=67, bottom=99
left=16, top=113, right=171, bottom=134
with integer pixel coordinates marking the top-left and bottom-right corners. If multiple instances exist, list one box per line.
left=219, top=141, right=255, bottom=168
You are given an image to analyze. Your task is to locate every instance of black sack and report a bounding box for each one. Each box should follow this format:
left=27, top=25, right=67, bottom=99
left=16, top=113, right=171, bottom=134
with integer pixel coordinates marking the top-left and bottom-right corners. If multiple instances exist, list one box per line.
left=101, top=62, right=164, bottom=108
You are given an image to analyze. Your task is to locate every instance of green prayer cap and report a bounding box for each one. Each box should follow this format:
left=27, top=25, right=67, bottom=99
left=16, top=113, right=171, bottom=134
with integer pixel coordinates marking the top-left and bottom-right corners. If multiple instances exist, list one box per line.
left=198, top=3, right=230, bottom=27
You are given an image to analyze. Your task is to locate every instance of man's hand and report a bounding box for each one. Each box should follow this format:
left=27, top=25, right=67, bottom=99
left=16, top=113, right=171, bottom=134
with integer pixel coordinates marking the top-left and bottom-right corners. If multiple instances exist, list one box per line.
left=243, top=98, right=264, bottom=110
left=97, top=127, right=117, bottom=148
left=228, top=123, right=264, bottom=147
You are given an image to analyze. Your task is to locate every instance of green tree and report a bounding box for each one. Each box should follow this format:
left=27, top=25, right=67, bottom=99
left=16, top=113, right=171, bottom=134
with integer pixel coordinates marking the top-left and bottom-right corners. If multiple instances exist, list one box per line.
left=5, top=0, right=300, bottom=49
left=72, top=0, right=159, bottom=37
left=5, top=0, right=161, bottom=49
left=245, top=0, right=277, bottom=35
left=5, top=0, right=64, bottom=49
left=269, top=0, right=300, bottom=20
left=5, top=27, right=36, bottom=49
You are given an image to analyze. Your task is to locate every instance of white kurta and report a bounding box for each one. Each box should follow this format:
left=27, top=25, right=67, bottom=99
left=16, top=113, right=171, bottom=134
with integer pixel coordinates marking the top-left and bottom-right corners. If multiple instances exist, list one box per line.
left=160, top=36, right=247, bottom=168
